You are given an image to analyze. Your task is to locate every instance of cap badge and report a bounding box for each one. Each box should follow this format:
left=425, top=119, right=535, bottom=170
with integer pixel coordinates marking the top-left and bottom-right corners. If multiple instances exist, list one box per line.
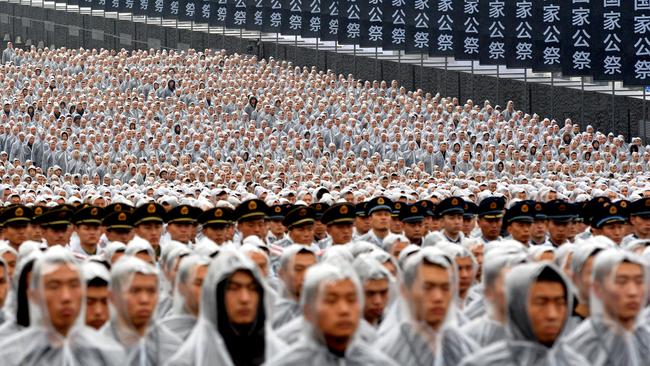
left=377, top=198, right=385, bottom=205
left=249, top=201, right=257, bottom=210
left=490, top=202, right=497, bottom=209
left=147, top=204, right=156, bottom=213
left=521, top=205, right=529, bottom=213
left=180, top=206, right=189, bottom=215
left=610, top=206, right=617, bottom=214
left=452, top=198, right=458, bottom=205
left=340, top=205, right=349, bottom=214
left=15, top=208, right=23, bottom=217
left=411, top=206, right=418, bottom=213
left=118, top=212, right=127, bottom=221
left=215, top=209, right=223, bottom=217
left=91, top=208, right=98, bottom=216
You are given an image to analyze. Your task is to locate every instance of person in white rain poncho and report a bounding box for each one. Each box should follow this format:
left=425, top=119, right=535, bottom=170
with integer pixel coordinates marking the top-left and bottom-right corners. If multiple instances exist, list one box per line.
left=0, top=246, right=124, bottom=365
left=565, top=249, right=650, bottom=366
left=101, top=256, right=181, bottom=365
left=82, top=261, right=111, bottom=330
left=166, top=248, right=284, bottom=366
left=0, top=250, right=42, bottom=339
left=0, top=257, right=9, bottom=325
left=271, top=245, right=318, bottom=329
left=265, top=262, right=397, bottom=366
left=460, top=249, right=528, bottom=347
left=375, top=247, right=477, bottom=366
left=159, top=255, right=211, bottom=340
left=460, top=262, right=587, bottom=366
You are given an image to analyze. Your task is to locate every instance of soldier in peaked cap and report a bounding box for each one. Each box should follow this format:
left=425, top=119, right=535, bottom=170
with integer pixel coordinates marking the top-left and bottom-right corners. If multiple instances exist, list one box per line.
left=462, top=201, right=478, bottom=238
left=543, top=200, right=577, bottom=247
left=132, top=203, right=166, bottom=257
left=390, top=201, right=405, bottom=236
left=165, top=204, right=201, bottom=245
left=358, top=196, right=393, bottom=247
left=310, top=202, right=330, bottom=248
left=416, top=200, right=438, bottom=235
left=503, top=201, right=535, bottom=247
left=275, top=206, right=317, bottom=250
left=354, top=202, right=370, bottom=238
left=198, top=206, right=234, bottom=245
left=29, top=205, right=47, bottom=242
left=400, top=204, right=426, bottom=246
left=104, top=202, right=134, bottom=215
left=235, top=199, right=269, bottom=242
left=0, top=205, right=33, bottom=251
left=590, top=202, right=627, bottom=245
left=40, top=206, right=74, bottom=247
left=575, top=197, right=612, bottom=242
left=530, top=202, right=548, bottom=246
left=71, top=205, right=105, bottom=257
left=436, top=196, right=466, bottom=244
left=321, top=203, right=356, bottom=246
left=267, top=204, right=289, bottom=244
left=476, top=196, right=506, bottom=244
left=102, top=211, right=134, bottom=244
left=622, top=197, right=650, bottom=245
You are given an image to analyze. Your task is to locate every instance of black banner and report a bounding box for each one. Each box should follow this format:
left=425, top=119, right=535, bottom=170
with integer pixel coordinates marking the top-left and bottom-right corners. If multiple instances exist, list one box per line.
left=360, top=0, right=382, bottom=47
left=505, top=0, right=534, bottom=68
left=197, top=0, right=211, bottom=23
left=339, top=0, right=362, bottom=45
left=282, top=0, right=303, bottom=35
left=164, top=0, right=179, bottom=19
left=429, top=0, right=454, bottom=56
left=302, top=0, right=321, bottom=38
left=320, top=0, right=338, bottom=41
left=405, top=1, right=431, bottom=54
left=134, top=0, right=150, bottom=16
left=149, top=0, right=165, bottom=17
left=226, top=0, right=247, bottom=28
left=454, top=0, right=480, bottom=60
left=479, top=0, right=506, bottom=65
left=212, top=0, right=227, bottom=26
left=592, top=0, right=622, bottom=81
left=532, top=0, right=561, bottom=72
left=262, top=0, right=282, bottom=32
left=179, top=0, right=199, bottom=21
left=561, top=0, right=593, bottom=76
left=382, top=0, right=407, bottom=51
left=623, top=0, right=650, bottom=85
left=246, top=0, right=264, bottom=31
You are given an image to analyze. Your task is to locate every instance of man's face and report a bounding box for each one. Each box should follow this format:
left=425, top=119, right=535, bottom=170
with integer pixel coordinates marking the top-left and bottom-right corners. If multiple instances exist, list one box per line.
left=485, top=267, right=508, bottom=318
left=370, top=211, right=391, bottom=231
left=478, top=217, right=502, bottom=241
left=44, top=225, right=72, bottom=246
left=282, top=252, right=317, bottom=298
left=363, top=278, right=389, bottom=324
left=86, top=285, right=110, bottom=329
left=598, top=222, right=625, bottom=244
left=135, top=222, right=163, bottom=247
left=508, top=221, right=532, bottom=244
left=248, top=251, right=269, bottom=278
left=456, top=256, right=475, bottom=298
left=224, top=270, right=260, bottom=325
left=630, top=216, right=650, bottom=238
left=76, top=223, right=101, bottom=248
left=181, top=264, right=208, bottom=316
left=289, top=224, right=314, bottom=245
left=4, top=223, right=29, bottom=249
left=575, top=255, right=596, bottom=304
left=310, top=279, right=360, bottom=341
left=0, top=265, right=8, bottom=308
left=167, top=222, right=194, bottom=243
left=106, top=228, right=134, bottom=244
left=34, top=264, right=82, bottom=336
left=327, top=223, right=354, bottom=245
left=354, top=216, right=370, bottom=234
left=442, top=214, right=463, bottom=236
left=596, top=262, right=645, bottom=327
left=203, top=225, right=228, bottom=245
left=2, top=251, right=16, bottom=279
left=410, top=264, right=452, bottom=330
left=527, top=280, right=567, bottom=346
left=548, top=221, right=569, bottom=244
left=238, top=219, right=266, bottom=239
left=122, top=273, right=158, bottom=330
left=531, top=220, right=548, bottom=239
left=403, top=221, right=425, bottom=243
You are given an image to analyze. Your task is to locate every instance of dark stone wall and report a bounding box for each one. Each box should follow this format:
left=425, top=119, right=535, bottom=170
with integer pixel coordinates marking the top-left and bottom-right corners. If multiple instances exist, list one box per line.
left=0, top=1, right=647, bottom=140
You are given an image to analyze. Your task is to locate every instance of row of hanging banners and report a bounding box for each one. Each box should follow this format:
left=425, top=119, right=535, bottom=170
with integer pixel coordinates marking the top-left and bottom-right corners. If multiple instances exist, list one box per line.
left=63, top=0, right=650, bottom=86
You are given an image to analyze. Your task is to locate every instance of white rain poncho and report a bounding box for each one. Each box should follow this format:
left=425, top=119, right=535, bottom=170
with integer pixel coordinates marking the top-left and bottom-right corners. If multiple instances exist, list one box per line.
left=0, top=250, right=42, bottom=340
left=460, top=262, right=587, bottom=366
left=460, top=250, right=528, bottom=347
left=375, top=247, right=477, bottom=366
left=265, top=262, right=397, bottom=366
left=352, top=254, right=397, bottom=331
left=159, top=255, right=211, bottom=340
left=0, top=246, right=124, bottom=365
left=565, top=249, right=650, bottom=366
left=166, top=248, right=284, bottom=366
left=0, top=257, right=8, bottom=325
left=101, top=256, right=182, bottom=366
left=103, top=241, right=126, bottom=264
left=125, top=237, right=156, bottom=264
left=156, top=244, right=191, bottom=318
left=272, top=245, right=318, bottom=329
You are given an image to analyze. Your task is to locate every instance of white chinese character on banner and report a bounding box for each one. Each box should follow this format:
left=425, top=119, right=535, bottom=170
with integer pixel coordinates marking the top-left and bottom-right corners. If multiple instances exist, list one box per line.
left=438, top=0, right=452, bottom=12
left=290, top=0, right=301, bottom=12
left=125, top=0, right=133, bottom=9
left=155, top=0, right=163, bottom=12
left=571, top=8, right=590, bottom=27
left=270, top=12, right=281, bottom=26
left=543, top=26, right=560, bottom=43
left=438, top=15, right=453, bottom=31
left=464, top=0, right=478, bottom=14
left=515, top=1, right=532, bottom=18
left=543, top=47, right=560, bottom=64
left=543, top=5, right=560, bottom=23
left=415, top=0, right=429, bottom=10
left=369, top=25, right=382, bottom=41
left=140, top=0, right=148, bottom=10
left=415, top=13, right=430, bottom=28
left=603, top=55, right=621, bottom=75
left=234, top=10, right=246, bottom=25
left=309, top=0, right=319, bottom=12
left=603, top=0, right=619, bottom=7
left=603, top=34, right=621, bottom=52
left=392, top=10, right=406, bottom=25
left=603, top=12, right=621, bottom=31
left=255, top=10, right=263, bottom=25
left=392, top=28, right=406, bottom=44
left=369, top=7, right=382, bottom=22
left=202, top=4, right=210, bottom=18
left=171, top=1, right=178, bottom=15
left=186, top=3, right=196, bottom=17
left=489, top=21, right=505, bottom=38
left=572, top=29, right=591, bottom=47
left=289, top=14, right=302, bottom=30
left=464, top=37, right=479, bottom=54
left=572, top=51, right=591, bottom=70
left=347, top=4, right=360, bottom=20
left=516, top=22, right=532, bottom=39
left=636, top=0, right=650, bottom=11
left=329, top=19, right=339, bottom=34
left=438, top=34, right=453, bottom=51
left=515, top=43, right=532, bottom=60
left=464, top=17, right=479, bottom=33
left=635, top=15, right=650, bottom=34
left=347, top=23, right=360, bottom=38
left=488, top=42, right=505, bottom=59
left=635, top=60, right=650, bottom=79
left=488, top=0, right=505, bottom=18
left=310, top=17, right=321, bottom=32
left=635, top=38, right=650, bottom=55
left=414, top=31, right=429, bottom=48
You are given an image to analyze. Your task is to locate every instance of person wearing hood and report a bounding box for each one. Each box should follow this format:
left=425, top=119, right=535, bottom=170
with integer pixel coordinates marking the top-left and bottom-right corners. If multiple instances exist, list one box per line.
left=0, top=257, right=9, bottom=324
left=460, top=262, right=587, bottom=365
left=0, top=246, right=124, bottom=365
left=0, top=250, right=42, bottom=340
left=460, top=248, right=528, bottom=347
left=101, top=256, right=181, bottom=365
left=167, top=248, right=284, bottom=366
left=83, top=261, right=111, bottom=330
left=159, top=255, right=210, bottom=340
left=565, top=249, right=650, bottom=365
left=375, top=247, right=477, bottom=365
left=266, top=262, right=397, bottom=366
left=271, top=245, right=318, bottom=329
left=353, top=255, right=394, bottom=337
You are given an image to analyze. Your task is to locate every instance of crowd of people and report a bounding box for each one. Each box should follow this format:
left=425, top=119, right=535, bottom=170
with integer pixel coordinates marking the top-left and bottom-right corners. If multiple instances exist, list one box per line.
left=0, top=41, right=647, bottom=365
